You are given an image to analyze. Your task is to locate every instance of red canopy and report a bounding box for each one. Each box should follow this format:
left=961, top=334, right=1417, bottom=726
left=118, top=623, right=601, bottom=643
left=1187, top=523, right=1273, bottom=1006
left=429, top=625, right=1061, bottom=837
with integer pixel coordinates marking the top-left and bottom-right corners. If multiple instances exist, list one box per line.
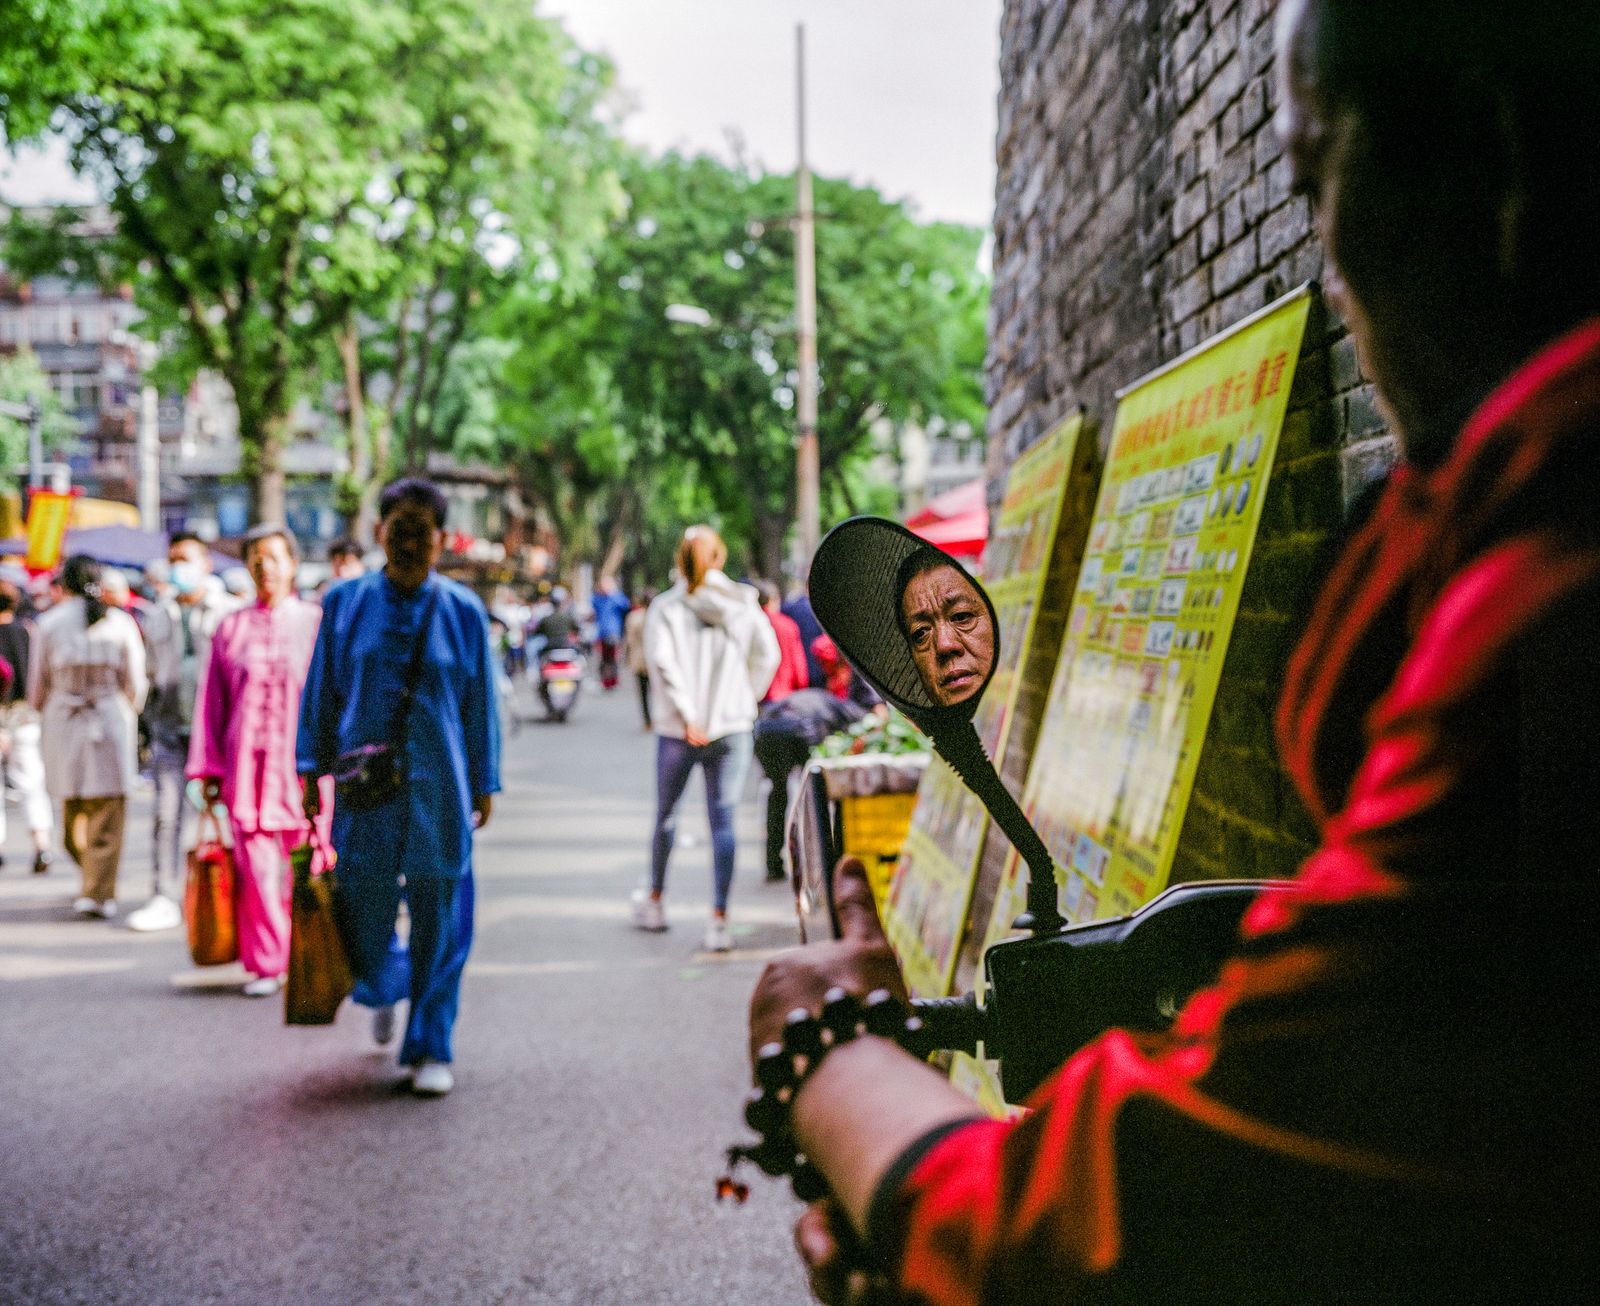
left=905, top=478, right=987, bottom=559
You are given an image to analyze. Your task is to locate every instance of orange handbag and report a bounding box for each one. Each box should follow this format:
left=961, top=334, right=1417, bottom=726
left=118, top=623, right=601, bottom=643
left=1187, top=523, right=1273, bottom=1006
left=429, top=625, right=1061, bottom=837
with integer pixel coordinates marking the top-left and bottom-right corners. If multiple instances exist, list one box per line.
left=184, top=807, right=238, bottom=966
left=285, top=829, right=355, bottom=1026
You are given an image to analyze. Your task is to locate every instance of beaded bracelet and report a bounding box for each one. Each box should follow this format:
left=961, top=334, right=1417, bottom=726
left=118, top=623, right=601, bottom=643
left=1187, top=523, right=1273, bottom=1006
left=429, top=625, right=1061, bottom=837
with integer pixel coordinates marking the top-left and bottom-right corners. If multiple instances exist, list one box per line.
left=717, top=986, right=925, bottom=1205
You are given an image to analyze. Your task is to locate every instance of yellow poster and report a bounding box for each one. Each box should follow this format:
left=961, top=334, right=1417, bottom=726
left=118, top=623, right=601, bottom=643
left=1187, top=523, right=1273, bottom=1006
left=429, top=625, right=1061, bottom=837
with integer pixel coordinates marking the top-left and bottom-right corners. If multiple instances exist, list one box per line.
left=25, top=491, right=74, bottom=573
left=1030, top=286, right=1310, bottom=921
left=884, top=414, right=1083, bottom=997
left=953, top=286, right=1311, bottom=1108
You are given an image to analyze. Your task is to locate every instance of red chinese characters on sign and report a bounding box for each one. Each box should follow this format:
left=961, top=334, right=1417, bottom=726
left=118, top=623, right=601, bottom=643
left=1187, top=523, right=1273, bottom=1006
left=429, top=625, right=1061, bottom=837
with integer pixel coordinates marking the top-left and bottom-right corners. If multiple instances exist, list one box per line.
left=1111, top=350, right=1290, bottom=462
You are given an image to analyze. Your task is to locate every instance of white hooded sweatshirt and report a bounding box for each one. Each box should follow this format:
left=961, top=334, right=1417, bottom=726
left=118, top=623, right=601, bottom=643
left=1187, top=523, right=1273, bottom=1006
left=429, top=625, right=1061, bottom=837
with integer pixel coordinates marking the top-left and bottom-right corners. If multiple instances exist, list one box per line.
left=643, top=570, right=781, bottom=742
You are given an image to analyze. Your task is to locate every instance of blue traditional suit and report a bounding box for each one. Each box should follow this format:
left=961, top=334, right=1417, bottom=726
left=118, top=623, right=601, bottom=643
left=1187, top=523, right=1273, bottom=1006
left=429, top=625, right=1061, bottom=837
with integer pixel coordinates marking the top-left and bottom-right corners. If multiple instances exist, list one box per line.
left=297, top=570, right=501, bottom=1066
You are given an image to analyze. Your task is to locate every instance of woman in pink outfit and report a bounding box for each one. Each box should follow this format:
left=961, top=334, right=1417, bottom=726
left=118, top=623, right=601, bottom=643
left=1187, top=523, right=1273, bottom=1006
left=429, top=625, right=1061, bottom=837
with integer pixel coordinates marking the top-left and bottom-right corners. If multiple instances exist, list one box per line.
left=188, top=524, right=331, bottom=997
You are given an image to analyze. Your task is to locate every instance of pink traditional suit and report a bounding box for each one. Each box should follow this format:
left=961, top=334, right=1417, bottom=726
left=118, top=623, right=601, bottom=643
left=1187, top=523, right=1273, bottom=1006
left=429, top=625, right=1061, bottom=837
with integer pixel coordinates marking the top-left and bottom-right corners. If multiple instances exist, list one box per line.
left=187, top=597, right=331, bottom=979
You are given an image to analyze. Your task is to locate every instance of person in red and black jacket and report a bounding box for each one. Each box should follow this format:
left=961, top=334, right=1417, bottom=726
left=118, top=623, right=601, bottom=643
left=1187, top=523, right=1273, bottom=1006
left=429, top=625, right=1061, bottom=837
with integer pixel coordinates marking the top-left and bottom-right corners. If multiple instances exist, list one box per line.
left=748, top=2, right=1600, bottom=1301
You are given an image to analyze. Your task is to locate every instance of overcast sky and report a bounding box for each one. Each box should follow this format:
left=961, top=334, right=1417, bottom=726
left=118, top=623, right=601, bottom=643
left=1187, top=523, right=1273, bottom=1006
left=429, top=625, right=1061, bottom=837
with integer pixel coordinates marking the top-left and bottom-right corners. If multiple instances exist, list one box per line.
left=1, top=0, right=1001, bottom=230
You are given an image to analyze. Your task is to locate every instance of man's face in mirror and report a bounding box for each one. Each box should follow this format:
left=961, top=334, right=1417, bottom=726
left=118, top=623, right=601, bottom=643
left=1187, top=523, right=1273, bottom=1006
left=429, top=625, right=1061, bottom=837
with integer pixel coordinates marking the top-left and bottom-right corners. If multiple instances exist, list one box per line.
left=901, top=563, right=994, bottom=707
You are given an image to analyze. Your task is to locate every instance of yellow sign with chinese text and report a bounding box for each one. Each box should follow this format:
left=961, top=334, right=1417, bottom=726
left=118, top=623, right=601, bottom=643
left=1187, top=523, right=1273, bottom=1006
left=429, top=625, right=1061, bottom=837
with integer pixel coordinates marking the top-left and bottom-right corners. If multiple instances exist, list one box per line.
left=953, top=286, right=1312, bottom=1109
left=884, top=414, right=1084, bottom=997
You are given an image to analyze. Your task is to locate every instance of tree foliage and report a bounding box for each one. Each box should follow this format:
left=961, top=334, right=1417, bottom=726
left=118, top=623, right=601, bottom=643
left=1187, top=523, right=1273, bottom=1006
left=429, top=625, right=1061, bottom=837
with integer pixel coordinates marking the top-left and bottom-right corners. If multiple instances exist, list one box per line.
left=0, top=347, right=76, bottom=471
left=495, top=150, right=989, bottom=583
left=2, top=0, right=618, bottom=526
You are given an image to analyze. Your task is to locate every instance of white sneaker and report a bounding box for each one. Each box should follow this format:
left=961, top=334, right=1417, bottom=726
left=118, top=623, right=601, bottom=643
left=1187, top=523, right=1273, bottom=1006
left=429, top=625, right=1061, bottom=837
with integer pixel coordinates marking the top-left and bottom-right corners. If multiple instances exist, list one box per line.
left=702, top=918, right=732, bottom=952
left=411, top=1061, right=454, bottom=1096
left=72, top=896, right=98, bottom=917
left=127, top=894, right=182, bottom=932
left=241, top=975, right=282, bottom=998
left=372, top=1005, right=398, bottom=1045
left=93, top=900, right=117, bottom=920
left=630, top=889, right=667, bottom=932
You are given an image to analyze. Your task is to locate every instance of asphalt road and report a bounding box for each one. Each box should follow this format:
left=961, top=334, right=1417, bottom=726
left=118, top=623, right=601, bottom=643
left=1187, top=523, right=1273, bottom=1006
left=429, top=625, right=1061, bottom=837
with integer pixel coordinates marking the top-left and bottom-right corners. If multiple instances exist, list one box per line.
left=1, top=674, right=815, bottom=1305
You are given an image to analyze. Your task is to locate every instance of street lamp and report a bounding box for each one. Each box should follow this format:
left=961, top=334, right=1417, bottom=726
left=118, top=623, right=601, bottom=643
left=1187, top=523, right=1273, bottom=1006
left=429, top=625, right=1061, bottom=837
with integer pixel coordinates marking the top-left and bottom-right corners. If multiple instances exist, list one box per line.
left=664, top=303, right=713, bottom=328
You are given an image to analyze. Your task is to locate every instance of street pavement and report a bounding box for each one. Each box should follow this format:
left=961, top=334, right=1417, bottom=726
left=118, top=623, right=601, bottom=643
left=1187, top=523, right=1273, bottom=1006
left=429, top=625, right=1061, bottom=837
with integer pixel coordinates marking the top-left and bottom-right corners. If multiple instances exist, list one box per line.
left=1, top=674, right=816, bottom=1305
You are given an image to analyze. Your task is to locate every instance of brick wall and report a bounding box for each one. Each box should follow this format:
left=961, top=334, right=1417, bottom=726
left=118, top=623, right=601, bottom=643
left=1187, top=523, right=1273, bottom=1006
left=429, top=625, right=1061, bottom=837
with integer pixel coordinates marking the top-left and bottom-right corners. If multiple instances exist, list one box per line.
left=982, top=0, right=1400, bottom=903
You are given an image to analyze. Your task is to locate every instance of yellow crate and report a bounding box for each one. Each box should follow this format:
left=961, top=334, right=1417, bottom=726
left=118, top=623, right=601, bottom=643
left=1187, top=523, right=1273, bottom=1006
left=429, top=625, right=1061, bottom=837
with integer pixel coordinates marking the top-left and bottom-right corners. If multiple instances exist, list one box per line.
left=839, top=792, right=919, bottom=907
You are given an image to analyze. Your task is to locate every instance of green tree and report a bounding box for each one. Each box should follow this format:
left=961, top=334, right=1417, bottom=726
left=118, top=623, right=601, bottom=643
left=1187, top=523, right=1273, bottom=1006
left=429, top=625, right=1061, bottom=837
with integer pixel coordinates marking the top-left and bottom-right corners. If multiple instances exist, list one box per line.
left=0, top=347, right=75, bottom=472
left=2, top=0, right=618, bottom=526
left=495, top=150, right=989, bottom=582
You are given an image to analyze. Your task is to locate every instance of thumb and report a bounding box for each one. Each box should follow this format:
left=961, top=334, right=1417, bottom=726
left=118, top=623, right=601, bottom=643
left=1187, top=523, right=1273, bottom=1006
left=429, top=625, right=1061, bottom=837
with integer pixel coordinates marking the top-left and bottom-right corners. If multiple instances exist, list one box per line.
left=832, top=856, right=886, bottom=944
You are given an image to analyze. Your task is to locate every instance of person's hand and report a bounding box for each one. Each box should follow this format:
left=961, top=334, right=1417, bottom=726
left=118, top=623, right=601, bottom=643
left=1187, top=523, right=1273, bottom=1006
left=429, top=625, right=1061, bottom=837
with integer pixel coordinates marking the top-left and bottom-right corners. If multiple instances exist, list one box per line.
left=472, top=793, right=492, bottom=830
left=202, top=778, right=222, bottom=807
left=301, top=778, right=321, bottom=820
left=684, top=726, right=710, bottom=747
left=749, top=856, right=907, bottom=1063
left=795, top=1199, right=889, bottom=1305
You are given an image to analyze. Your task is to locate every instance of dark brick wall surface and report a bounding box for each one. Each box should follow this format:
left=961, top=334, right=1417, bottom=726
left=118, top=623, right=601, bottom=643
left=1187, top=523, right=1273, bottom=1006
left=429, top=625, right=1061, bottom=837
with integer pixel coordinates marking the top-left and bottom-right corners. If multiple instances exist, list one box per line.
left=983, top=0, right=1400, bottom=900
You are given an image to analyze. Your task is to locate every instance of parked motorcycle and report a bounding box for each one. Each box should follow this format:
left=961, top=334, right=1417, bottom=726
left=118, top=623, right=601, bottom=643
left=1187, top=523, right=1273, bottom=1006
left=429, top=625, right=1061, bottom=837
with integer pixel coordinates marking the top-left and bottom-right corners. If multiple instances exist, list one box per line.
left=537, top=645, right=586, bottom=722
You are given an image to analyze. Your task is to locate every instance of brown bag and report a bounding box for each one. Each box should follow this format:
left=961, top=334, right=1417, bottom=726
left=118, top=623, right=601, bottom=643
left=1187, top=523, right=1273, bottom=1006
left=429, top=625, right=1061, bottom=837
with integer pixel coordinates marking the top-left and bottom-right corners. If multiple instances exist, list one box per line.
left=184, top=808, right=238, bottom=966
left=285, top=830, right=355, bottom=1026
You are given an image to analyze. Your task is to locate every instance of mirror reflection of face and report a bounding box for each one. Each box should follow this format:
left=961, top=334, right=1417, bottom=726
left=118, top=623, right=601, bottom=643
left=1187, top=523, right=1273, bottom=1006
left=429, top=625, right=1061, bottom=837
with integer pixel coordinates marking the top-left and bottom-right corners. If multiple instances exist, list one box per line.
left=901, top=563, right=995, bottom=707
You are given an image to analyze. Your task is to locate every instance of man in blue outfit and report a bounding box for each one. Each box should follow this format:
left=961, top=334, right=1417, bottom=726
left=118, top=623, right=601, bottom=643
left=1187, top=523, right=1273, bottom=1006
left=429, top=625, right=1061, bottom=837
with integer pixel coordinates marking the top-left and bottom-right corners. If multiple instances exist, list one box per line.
left=297, top=478, right=501, bottom=1097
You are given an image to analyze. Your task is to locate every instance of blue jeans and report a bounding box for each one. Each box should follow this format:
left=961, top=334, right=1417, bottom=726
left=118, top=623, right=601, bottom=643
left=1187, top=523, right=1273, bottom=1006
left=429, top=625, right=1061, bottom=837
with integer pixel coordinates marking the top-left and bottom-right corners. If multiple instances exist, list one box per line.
left=338, top=871, right=475, bottom=1067
left=651, top=732, right=753, bottom=914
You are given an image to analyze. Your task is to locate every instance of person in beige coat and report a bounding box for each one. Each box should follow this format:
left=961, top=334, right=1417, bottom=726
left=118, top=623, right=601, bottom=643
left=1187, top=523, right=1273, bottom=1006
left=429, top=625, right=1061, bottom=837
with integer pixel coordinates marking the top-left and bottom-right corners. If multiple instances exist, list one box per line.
left=28, top=556, right=148, bottom=918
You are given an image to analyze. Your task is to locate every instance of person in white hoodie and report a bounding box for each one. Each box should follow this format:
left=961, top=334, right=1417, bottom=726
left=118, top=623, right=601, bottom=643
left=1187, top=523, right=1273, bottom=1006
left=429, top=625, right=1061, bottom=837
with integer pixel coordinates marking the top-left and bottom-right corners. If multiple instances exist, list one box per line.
left=634, top=525, right=780, bottom=951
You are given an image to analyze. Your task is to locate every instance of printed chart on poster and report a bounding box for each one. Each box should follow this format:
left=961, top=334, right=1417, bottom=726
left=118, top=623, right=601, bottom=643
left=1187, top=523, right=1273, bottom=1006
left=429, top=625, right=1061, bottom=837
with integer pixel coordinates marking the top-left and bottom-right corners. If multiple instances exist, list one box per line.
left=952, top=286, right=1312, bottom=1106
left=882, top=414, right=1084, bottom=998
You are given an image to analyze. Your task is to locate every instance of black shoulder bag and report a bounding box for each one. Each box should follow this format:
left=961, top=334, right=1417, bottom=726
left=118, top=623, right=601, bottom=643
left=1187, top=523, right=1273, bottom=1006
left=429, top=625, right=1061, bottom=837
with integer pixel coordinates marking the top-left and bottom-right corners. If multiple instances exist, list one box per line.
left=332, top=587, right=438, bottom=813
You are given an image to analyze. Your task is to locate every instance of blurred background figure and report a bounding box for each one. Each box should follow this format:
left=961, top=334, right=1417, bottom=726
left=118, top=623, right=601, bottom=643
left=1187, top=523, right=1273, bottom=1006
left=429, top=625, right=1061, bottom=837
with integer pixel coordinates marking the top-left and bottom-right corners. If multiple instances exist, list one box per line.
left=326, top=537, right=366, bottom=583
left=297, top=477, right=501, bottom=1097
left=28, top=555, right=147, bottom=919
left=590, top=574, right=630, bottom=691
left=188, top=525, right=327, bottom=997
left=635, top=525, right=779, bottom=951
left=752, top=670, right=885, bottom=884
left=781, top=578, right=826, bottom=690
left=623, top=586, right=656, bottom=731
left=131, top=531, right=239, bottom=934
left=0, top=579, right=53, bottom=875
left=755, top=579, right=807, bottom=704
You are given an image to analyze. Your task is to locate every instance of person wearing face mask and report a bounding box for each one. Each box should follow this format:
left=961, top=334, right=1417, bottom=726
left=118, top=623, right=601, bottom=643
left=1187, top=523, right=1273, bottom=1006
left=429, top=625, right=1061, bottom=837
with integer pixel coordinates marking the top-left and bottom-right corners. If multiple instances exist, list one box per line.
left=188, top=525, right=330, bottom=997
left=131, top=532, right=240, bottom=933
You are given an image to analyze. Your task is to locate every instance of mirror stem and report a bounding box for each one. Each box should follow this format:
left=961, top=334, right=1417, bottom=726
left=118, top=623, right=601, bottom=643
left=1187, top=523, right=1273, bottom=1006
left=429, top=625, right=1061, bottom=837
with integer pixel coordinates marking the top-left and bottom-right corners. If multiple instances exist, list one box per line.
left=935, top=723, right=1064, bottom=935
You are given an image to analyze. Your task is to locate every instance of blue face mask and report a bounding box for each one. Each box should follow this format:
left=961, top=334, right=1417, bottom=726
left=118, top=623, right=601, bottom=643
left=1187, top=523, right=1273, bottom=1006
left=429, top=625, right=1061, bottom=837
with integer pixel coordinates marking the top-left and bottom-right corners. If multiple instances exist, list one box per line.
left=170, top=561, right=202, bottom=595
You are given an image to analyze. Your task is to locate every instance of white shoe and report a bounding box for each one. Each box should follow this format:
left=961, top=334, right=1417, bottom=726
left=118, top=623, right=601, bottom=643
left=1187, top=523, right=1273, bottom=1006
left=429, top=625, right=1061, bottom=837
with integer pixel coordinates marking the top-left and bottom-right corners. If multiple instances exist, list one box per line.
left=127, top=894, right=182, bottom=932
left=630, top=889, right=667, bottom=932
left=72, top=896, right=98, bottom=917
left=372, top=1005, right=398, bottom=1045
left=702, top=918, right=732, bottom=952
left=411, top=1061, right=454, bottom=1096
left=93, top=900, right=117, bottom=920
left=241, top=975, right=283, bottom=998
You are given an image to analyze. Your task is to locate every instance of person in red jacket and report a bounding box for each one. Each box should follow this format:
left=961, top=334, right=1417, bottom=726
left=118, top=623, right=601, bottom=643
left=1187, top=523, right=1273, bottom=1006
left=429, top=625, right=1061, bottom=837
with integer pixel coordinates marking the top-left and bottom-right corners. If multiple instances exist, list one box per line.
left=757, top=579, right=809, bottom=704
left=748, top=1, right=1600, bottom=1300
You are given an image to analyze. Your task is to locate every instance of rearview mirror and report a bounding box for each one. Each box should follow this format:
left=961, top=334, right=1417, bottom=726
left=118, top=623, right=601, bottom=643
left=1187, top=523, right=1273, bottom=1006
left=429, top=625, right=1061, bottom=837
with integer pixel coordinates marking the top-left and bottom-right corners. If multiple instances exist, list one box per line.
left=809, top=517, right=997, bottom=722
left=810, top=518, right=1064, bottom=934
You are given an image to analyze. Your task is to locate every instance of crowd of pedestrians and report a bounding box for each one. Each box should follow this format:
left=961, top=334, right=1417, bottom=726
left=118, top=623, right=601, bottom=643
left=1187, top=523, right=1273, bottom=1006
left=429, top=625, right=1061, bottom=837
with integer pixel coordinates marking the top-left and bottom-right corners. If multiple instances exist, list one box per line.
left=2, top=477, right=500, bottom=1099
left=3, top=493, right=863, bottom=1095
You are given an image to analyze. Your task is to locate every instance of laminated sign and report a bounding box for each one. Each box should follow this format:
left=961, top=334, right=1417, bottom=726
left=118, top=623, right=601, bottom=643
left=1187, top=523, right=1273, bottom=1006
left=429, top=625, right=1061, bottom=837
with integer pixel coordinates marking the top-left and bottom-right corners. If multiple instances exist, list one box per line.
left=953, top=287, right=1314, bottom=1112
left=884, top=413, right=1084, bottom=997
left=1009, top=285, right=1312, bottom=928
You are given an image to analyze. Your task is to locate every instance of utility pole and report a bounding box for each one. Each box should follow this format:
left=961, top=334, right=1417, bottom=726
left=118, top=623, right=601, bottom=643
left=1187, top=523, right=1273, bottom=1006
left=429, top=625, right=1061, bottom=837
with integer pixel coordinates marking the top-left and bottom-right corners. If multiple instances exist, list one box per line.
left=793, top=22, right=820, bottom=580
left=136, top=341, right=161, bottom=531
